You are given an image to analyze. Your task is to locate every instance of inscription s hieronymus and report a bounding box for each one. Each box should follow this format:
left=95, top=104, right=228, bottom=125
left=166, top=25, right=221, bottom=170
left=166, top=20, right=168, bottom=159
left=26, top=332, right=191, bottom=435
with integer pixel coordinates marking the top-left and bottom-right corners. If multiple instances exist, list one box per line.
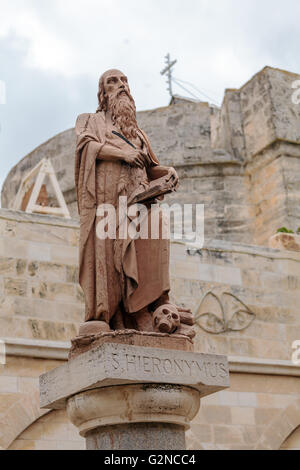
left=123, top=352, right=227, bottom=379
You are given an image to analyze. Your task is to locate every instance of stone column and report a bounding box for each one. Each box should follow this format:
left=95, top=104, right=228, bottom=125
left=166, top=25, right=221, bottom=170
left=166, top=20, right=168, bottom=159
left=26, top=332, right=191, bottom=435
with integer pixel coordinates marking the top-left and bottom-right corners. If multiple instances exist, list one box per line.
left=40, top=335, right=229, bottom=450
left=67, top=384, right=199, bottom=450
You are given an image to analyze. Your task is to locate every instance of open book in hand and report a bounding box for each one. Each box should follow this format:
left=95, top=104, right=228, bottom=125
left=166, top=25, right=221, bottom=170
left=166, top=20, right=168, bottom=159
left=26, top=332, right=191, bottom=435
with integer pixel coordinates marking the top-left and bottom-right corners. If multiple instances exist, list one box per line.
left=128, top=174, right=178, bottom=206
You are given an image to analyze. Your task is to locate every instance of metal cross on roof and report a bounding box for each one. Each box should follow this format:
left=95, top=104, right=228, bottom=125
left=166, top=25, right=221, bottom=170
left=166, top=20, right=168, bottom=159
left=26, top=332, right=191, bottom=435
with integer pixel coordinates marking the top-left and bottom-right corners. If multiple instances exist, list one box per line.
left=160, top=53, right=177, bottom=98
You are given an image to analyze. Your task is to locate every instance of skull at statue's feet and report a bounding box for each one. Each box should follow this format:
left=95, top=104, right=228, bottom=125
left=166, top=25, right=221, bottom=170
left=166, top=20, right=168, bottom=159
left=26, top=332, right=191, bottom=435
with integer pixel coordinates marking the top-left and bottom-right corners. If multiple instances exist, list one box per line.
left=152, top=304, right=180, bottom=334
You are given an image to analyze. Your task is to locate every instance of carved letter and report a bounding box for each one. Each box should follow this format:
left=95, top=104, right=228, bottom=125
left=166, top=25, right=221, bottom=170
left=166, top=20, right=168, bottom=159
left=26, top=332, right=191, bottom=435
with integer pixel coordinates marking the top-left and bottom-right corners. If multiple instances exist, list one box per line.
left=174, top=359, right=184, bottom=374
left=163, top=359, right=173, bottom=374
left=111, top=353, right=120, bottom=369
left=218, top=362, right=228, bottom=378
left=143, top=356, right=151, bottom=373
left=152, top=357, right=161, bottom=374
left=125, top=354, right=136, bottom=372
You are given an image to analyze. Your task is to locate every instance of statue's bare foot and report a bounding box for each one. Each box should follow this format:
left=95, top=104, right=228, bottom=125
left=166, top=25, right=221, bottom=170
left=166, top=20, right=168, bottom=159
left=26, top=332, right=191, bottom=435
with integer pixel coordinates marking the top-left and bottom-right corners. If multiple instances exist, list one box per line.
left=78, top=321, right=111, bottom=337
left=152, top=304, right=180, bottom=334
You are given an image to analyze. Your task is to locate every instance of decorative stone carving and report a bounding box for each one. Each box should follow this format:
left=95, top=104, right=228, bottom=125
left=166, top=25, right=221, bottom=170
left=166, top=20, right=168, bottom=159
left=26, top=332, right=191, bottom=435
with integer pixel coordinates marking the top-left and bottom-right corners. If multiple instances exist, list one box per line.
left=13, top=158, right=71, bottom=219
left=152, top=304, right=180, bottom=334
left=40, top=342, right=230, bottom=411
left=37, top=69, right=232, bottom=451
left=195, top=290, right=256, bottom=334
left=74, top=69, right=194, bottom=341
left=69, top=330, right=194, bottom=360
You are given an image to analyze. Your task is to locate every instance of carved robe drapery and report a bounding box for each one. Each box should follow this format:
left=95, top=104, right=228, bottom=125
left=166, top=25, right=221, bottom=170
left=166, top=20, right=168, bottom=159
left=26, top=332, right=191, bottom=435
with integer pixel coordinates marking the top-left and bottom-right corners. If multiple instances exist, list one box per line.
left=75, top=111, right=170, bottom=323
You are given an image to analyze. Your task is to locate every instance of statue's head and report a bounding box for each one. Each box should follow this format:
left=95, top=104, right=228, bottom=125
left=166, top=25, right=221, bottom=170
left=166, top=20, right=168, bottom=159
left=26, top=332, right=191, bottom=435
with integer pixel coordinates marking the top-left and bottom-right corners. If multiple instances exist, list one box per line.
left=97, top=69, right=138, bottom=139
left=97, top=69, right=131, bottom=112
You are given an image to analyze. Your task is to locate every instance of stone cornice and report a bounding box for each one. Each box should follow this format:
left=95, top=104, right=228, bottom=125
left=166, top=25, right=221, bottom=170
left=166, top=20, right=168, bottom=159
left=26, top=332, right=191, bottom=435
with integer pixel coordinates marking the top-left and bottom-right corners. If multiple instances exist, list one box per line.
left=0, top=208, right=79, bottom=229
left=229, top=356, right=300, bottom=377
left=1, top=337, right=70, bottom=360
left=245, top=140, right=300, bottom=176
left=1, top=337, right=299, bottom=378
left=183, top=238, right=300, bottom=262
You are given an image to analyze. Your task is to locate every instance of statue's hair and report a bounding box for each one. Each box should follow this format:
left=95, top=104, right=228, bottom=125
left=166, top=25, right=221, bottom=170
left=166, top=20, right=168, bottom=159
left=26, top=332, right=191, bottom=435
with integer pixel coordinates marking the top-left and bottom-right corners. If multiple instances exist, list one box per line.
left=96, top=69, right=124, bottom=113
left=96, top=69, right=138, bottom=139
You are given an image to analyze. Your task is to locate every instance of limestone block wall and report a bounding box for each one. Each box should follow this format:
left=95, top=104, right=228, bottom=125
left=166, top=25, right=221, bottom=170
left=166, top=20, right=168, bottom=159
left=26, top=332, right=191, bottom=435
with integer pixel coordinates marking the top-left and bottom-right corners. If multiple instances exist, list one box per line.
left=0, top=208, right=298, bottom=450
left=240, top=68, right=300, bottom=159
left=242, top=67, right=300, bottom=244
left=247, top=144, right=300, bottom=245
left=211, top=89, right=246, bottom=163
left=212, top=67, right=300, bottom=162
left=0, top=209, right=84, bottom=341
left=137, top=101, right=212, bottom=168
left=0, top=354, right=85, bottom=450
left=170, top=241, right=300, bottom=450
left=168, top=166, right=252, bottom=244
left=8, top=409, right=85, bottom=451
left=170, top=240, right=300, bottom=362
left=140, top=99, right=252, bottom=243
left=212, top=67, right=300, bottom=244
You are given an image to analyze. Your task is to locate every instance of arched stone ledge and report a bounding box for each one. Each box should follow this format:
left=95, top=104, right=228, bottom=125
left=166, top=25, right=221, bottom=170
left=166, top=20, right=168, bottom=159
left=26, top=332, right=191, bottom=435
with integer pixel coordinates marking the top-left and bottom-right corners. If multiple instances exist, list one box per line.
left=255, top=398, right=300, bottom=450
left=0, top=391, right=49, bottom=450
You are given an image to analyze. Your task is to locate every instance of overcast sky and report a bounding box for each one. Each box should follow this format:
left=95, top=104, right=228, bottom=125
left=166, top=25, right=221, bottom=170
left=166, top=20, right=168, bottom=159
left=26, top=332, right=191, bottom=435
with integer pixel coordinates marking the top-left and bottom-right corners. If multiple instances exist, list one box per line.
left=0, top=0, right=300, bottom=194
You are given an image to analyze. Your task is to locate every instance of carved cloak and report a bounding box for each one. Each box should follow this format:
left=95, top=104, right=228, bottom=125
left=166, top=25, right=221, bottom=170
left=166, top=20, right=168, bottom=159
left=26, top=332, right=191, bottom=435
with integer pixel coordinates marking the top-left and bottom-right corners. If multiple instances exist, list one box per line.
left=75, top=111, right=170, bottom=323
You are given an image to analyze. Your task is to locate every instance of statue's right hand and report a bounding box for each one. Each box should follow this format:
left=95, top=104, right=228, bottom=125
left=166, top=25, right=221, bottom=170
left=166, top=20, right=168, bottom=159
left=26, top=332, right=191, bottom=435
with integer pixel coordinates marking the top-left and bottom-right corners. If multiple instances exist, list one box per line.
left=123, top=149, right=145, bottom=169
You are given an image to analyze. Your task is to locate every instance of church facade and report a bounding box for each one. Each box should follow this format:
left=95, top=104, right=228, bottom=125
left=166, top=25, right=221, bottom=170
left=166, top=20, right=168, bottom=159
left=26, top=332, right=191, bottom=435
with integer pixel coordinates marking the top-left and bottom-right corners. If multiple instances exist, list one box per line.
left=0, top=66, right=299, bottom=450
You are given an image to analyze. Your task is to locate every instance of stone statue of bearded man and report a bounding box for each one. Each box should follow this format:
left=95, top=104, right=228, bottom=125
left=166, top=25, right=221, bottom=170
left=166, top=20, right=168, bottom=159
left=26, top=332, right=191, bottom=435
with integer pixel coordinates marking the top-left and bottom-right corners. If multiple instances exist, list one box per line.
left=75, top=69, right=194, bottom=338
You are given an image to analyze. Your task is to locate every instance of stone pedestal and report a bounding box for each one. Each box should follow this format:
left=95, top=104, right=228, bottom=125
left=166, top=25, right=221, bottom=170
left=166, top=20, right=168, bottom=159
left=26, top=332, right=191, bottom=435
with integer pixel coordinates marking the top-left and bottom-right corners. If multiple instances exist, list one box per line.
left=39, top=335, right=230, bottom=450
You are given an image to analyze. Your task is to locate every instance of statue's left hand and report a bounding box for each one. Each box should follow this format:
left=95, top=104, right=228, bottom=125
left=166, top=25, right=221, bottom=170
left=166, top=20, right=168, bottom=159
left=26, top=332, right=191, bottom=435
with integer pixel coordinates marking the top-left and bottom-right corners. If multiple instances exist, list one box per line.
left=166, top=167, right=179, bottom=188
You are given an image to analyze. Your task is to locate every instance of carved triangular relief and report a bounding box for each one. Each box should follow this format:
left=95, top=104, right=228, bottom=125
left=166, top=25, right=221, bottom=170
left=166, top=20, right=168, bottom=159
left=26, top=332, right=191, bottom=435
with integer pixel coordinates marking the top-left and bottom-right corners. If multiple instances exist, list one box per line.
left=13, top=158, right=71, bottom=219
left=195, top=289, right=256, bottom=334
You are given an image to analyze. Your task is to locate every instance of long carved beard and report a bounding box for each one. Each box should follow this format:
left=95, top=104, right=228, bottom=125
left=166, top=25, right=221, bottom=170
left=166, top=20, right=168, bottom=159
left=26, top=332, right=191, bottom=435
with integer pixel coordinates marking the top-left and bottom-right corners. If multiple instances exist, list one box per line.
left=108, top=92, right=138, bottom=140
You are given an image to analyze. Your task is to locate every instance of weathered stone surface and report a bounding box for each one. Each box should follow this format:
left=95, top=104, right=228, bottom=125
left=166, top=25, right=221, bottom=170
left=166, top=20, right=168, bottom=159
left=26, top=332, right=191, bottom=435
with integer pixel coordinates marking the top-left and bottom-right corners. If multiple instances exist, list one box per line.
left=211, top=89, right=246, bottom=162
left=69, top=330, right=193, bottom=360
left=239, top=67, right=300, bottom=159
left=170, top=240, right=300, bottom=363
left=8, top=408, right=85, bottom=450
left=269, top=233, right=300, bottom=252
left=67, top=384, right=200, bottom=436
left=40, top=343, right=229, bottom=410
left=86, top=422, right=185, bottom=451
left=0, top=209, right=83, bottom=339
left=4, top=278, right=27, bottom=297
